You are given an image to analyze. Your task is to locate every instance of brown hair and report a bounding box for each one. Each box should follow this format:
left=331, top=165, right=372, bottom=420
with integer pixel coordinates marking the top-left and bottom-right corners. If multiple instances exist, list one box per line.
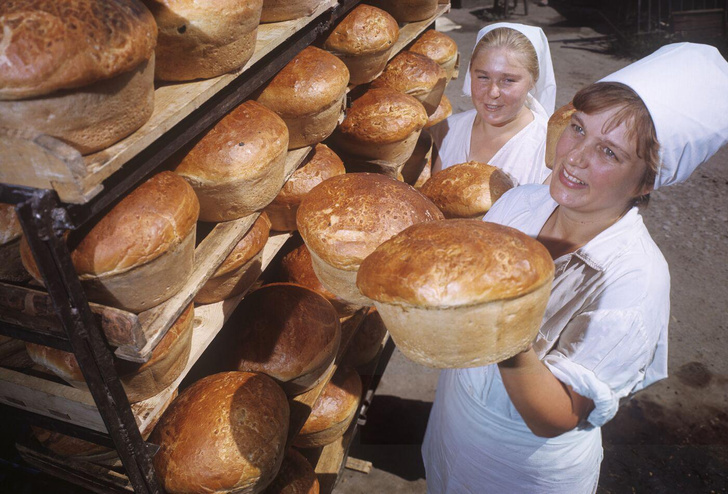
left=572, top=81, right=659, bottom=206
left=472, top=28, right=539, bottom=84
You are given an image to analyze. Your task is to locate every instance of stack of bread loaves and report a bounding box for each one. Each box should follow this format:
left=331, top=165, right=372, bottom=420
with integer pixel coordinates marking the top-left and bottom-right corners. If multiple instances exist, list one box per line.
left=321, top=4, right=399, bottom=85
left=263, top=448, right=320, bottom=494
left=151, top=371, right=289, bottom=494
left=228, top=283, right=341, bottom=395
left=26, top=304, right=195, bottom=403
left=545, top=102, right=576, bottom=170
left=409, top=29, right=459, bottom=84
left=368, top=0, right=439, bottom=22
left=260, top=0, right=326, bottom=23
left=0, top=0, right=157, bottom=155
left=20, top=171, right=199, bottom=313
left=257, top=46, right=349, bottom=149
left=296, top=173, right=443, bottom=305
left=357, top=219, right=554, bottom=368
left=174, top=100, right=289, bottom=222
left=143, top=0, right=263, bottom=81
left=420, top=161, right=515, bottom=219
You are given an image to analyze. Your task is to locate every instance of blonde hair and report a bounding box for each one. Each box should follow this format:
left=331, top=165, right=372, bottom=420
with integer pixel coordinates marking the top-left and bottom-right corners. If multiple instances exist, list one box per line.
left=472, top=27, right=539, bottom=84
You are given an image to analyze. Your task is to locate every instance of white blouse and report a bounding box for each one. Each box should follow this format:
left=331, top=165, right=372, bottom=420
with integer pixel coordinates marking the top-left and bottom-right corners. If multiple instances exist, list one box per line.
left=429, top=95, right=551, bottom=185
left=422, top=185, right=670, bottom=493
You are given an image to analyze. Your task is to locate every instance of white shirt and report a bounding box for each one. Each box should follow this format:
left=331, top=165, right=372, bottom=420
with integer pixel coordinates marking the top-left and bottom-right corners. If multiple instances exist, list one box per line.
left=422, top=185, right=670, bottom=493
left=429, top=96, right=551, bottom=186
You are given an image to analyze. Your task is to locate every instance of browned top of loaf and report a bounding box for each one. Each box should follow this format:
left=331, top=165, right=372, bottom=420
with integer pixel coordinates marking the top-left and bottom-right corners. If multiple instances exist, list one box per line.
left=257, top=46, right=349, bottom=117
left=425, top=94, right=452, bottom=128
left=149, top=0, right=262, bottom=24
left=409, top=29, right=458, bottom=65
left=279, top=242, right=340, bottom=302
left=231, top=283, right=340, bottom=381
left=296, top=173, right=443, bottom=270
left=357, top=219, right=554, bottom=307
left=71, top=172, right=199, bottom=277
left=274, top=144, right=345, bottom=205
left=150, top=371, right=289, bottom=494
left=26, top=303, right=195, bottom=382
left=370, top=51, right=446, bottom=93
left=419, top=161, right=515, bottom=218
left=263, top=448, right=319, bottom=494
left=0, top=203, right=21, bottom=245
left=546, top=101, right=576, bottom=169
left=338, top=88, right=428, bottom=145
left=322, top=4, right=398, bottom=56
left=213, top=212, right=271, bottom=277
left=0, top=0, right=157, bottom=99
left=299, top=366, right=361, bottom=434
left=175, top=100, right=289, bottom=184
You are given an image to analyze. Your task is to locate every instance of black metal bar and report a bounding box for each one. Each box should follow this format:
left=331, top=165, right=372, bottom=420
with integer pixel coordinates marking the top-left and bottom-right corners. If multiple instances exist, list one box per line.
left=14, top=193, right=160, bottom=494
left=0, top=320, right=72, bottom=351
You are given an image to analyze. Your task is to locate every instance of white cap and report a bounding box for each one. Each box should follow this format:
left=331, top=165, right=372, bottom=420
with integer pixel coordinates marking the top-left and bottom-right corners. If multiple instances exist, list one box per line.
left=462, top=23, right=557, bottom=116
left=600, top=43, right=728, bottom=189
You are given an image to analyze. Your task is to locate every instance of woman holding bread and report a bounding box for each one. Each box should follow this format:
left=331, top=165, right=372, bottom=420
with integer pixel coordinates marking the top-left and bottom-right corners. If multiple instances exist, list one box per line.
left=422, top=44, right=728, bottom=492
left=430, top=23, right=557, bottom=185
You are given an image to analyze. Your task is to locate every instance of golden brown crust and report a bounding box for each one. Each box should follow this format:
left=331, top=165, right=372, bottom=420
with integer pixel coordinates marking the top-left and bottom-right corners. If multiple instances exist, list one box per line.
left=424, top=94, right=452, bottom=129
left=338, top=88, right=428, bottom=145
left=419, top=161, right=515, bottom=218
left=370, top=51, right=446, bottom=96
left=274, top=144, right=345, bottom=205
left=297, top=366, right=361, bottom=435
left=257, top=46, right=349, bottom=117
left=0, top=203, right=21, bottom=245
left=0, top=0, right=157, bottom=99
left=71, top=172, right=199, bottom=277
left=151, top=372, right=289, bottom=494
left=263, top=448, right=319, bottom=494
left=231, top=283, right=341, bottom=392
left=343, top=308, right=388, bottom=368
left=175, top=100, right=289, bottom=184
left=296, top=173, right=443, bottom=270
left=409, top=29, right=458, bottom=65
left=261, top=0, right=323, bottom=23
left=322, top=5, right=398, bottom=56
left=368, top=0, right=439, bottom=22
left=213, top=213, right=271, bottom=277
left=32, top=427, right=112, bottom=457
left=545, top=101, right=575, bottom=170
left=357, top=219, right=554, bottom=307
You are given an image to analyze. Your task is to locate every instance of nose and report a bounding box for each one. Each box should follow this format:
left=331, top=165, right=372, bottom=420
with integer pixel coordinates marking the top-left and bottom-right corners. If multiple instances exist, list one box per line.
left=487, top=82, right=500, bottom=99
left=566, top=141, right=588, bottom=168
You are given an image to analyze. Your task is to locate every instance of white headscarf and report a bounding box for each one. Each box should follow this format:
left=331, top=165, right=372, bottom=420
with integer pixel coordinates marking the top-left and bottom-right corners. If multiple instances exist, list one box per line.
left=600, top=43, right=728, bottom=189
left=462, top=23, right=557, bottom=116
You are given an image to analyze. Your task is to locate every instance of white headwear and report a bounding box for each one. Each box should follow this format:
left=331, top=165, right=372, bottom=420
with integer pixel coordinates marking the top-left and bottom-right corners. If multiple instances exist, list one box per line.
left=462, top=23, right=557, bottom=116
left=600, top=43, right=728, bottom=189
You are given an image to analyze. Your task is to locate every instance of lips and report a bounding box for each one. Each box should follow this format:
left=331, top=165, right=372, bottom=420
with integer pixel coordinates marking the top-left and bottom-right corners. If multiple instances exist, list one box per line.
left=561, top=167, right=587, bottom=187
left=484, top=104, right=501, bottom=111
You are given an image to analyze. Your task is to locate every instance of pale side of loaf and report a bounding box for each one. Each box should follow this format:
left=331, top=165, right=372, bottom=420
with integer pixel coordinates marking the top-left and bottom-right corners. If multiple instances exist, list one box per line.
left=545, top=102, right=576, bottom=170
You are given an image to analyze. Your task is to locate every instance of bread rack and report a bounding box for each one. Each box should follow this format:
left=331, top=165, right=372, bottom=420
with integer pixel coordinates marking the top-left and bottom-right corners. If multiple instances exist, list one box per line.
left=0, top=1, right=451, bottom=492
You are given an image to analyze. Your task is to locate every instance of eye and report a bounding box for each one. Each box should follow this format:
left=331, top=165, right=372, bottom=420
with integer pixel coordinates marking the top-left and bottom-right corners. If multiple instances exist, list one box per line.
left=477, top=75, right=490, bottom=81
left=602, top=146, right=617, bottom=160
left=571, top=123, right=584, bottom=136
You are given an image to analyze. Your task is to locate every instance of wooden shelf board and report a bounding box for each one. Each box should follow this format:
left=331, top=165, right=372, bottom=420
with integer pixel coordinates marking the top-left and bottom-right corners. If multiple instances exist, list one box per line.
left=388, top=3, right=451, bottom=61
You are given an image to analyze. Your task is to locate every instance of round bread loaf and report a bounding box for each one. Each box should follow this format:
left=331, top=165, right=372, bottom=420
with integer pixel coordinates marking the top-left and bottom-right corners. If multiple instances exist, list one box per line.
left=370, top=51, right=447, bottom=116
left=257, top=46, right=349, bottom=149
left=0, top=0, right=157, bottom=154
left=342, top=308, right=388, bottom=369
left=195, top=212, right=271, bottom=304
left=151, top=371, right=289, bottom=494
left=296, top=173, right=443, bottom=305
left=263, top=448, right=319, bottom=494
left=357, top=219, right=554, bottom=368
left=321, top=5, right=399, bottom=85
left=20, top=171, right=199, bottom=312
left=409, top=29, right=459, bottom=82
left=230, top=283, right=341, bottom=395
left=175, top=100, right=289, bottom=222
left=424, top=94, right=452, bottom=129
left=25, top=304, right=195, bottom=403
left=0, top=204, right=21, bottom=246
left=368, top=0, right=439, bottom=22
left=332, top=88, right=428, bottom=166
left=293, top=366, right=362, bottom=449
left=31, top=427, right=114, bottom=458
left=261, top=0, right=324, bottom=22
left=264, top=144, right=345, bottom=231
left=278, top=242, right=362, bottom=317
left=546, top=101, right=576, bottom=170
left=145, top=0, right=263, bottom=81
left=419, top=161, right=515, bottom=219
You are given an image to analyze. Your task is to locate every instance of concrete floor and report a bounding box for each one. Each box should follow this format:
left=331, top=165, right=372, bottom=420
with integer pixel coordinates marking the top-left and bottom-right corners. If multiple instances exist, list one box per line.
left=338, top=1, right=728, bottom=493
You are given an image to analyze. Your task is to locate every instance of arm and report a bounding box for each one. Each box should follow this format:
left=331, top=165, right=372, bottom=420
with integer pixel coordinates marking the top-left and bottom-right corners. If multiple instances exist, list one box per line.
left=498, top=348, right=594, bottom=438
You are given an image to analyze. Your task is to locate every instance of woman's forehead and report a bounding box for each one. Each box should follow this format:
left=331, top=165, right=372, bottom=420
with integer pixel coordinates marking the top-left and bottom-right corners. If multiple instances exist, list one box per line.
left=471, top=47, right=530, bottom=73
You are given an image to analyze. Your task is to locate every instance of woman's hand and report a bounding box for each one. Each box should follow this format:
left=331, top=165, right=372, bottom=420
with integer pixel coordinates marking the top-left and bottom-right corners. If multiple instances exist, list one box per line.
left=498, top=347, right=594, bottom=438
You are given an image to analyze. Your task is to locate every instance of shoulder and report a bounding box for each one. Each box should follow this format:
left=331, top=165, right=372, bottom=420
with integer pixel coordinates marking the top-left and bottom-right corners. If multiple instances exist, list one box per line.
left=429, top=109, right=476, bottom=144
left=484, top=184, right=551, bottom=226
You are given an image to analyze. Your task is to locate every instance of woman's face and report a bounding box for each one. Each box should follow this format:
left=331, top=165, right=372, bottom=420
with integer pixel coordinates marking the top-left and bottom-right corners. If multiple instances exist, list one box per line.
left=469, top=47, right=534, bottom=127
left=550, top=108, right=651, bottom=219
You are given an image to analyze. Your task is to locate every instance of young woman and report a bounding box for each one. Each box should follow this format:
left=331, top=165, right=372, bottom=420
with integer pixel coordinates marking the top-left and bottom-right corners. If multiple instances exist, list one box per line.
left=422, top=43, right=728, bottom=493
left=430, top=23, right=556, bottom=185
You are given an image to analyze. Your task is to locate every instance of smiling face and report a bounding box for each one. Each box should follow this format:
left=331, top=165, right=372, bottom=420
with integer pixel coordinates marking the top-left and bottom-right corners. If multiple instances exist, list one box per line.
left=469, top=47, right=534, bottom=127
left=550, top=108, right=651, bottom=221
